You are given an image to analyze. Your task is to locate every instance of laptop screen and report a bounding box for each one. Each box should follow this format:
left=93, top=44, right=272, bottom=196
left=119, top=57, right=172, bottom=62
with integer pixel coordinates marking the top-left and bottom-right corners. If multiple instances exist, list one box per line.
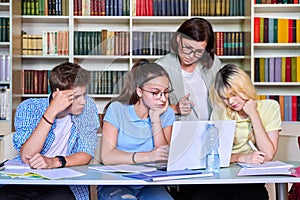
left=167, top=120, right=236, bottom=171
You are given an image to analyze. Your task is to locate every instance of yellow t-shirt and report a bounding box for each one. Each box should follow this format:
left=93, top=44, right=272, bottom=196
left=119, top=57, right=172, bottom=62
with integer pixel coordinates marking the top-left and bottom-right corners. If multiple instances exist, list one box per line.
left=211, top=99, right=282, bottom=154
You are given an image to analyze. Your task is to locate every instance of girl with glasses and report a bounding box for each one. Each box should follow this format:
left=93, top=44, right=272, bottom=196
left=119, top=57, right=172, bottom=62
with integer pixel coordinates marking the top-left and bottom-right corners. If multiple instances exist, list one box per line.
left=97, top=60, right=175, bottom=200
left=156, top=17, right=222, bottom=121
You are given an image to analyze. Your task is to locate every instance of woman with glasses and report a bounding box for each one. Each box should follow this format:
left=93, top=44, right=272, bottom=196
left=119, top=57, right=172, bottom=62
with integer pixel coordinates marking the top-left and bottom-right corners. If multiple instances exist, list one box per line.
left=97, top=60, right=175, bottom=200
left=156, top=17, right=222, bottom=121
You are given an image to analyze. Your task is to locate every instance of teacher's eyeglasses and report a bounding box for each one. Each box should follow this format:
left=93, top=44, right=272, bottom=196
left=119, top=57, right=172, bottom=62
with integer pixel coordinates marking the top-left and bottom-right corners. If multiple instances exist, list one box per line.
left=180, top=38, right=205, bottom=58
left=139, top=88, right=174, bottom=100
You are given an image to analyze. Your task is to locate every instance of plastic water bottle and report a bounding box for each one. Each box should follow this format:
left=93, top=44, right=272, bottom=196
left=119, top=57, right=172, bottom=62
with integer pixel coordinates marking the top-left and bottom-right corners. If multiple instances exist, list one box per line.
left=205, top=123, right=220, bottom=174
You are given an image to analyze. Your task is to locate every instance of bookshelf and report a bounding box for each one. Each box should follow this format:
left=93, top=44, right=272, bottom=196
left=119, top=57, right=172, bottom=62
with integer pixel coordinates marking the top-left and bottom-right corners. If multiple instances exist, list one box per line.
left=0, top=0, right=20, bottom=136
left=14, top=0, right=250, bottom=117
left=251, top=1, right=300, bottom=127
left=11, top=0, right=299, bottom=132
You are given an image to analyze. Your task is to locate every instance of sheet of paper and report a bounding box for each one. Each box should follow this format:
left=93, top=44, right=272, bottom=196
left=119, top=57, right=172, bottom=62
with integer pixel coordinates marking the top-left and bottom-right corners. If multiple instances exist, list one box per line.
left=30, top=168, right=85, bottom=179
left=4, top=160, right=30, bottom=169
left=89, top=164, right=157, bottom=173
left=0, top=168, right=85, bottom=179
left=237, top=160, right=294, bottom=169
left=237, top=160, right=295, bottom=176
left=237, top=166, right=293, bottom=176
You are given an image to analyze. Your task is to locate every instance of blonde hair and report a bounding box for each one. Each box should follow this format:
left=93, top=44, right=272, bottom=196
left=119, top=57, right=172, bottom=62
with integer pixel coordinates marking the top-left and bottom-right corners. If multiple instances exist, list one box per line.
left=210, top=64, right=257, bottom=120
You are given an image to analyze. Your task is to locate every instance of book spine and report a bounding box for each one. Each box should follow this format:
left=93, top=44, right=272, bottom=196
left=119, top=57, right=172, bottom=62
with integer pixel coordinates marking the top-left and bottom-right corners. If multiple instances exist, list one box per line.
left=264, top=57, right=269, bottom=82
left=263, top=18, right=269, bottom=43
left=269, top=57, right=275, bottom=82
left=259, top=57, right=265, bottom=82
left=292, top=96, right=297, bottom=121
left=296, top=19, right=300, bottom=43
left=254, top=58, right=260, bottom=82
left=297, top=56, right=300, bottom=82
left=297, top=96, right=300, bottom=121
left=273, top=18, right=278, bottom=43
left=254, top=17, right=260, bottom=43
left=281, top=57, right=286, bottom=82
left=268, top=18, right=274, bottom=43
left=278, top=18, right=288, bottom=43
left=285, top=57, right=291, bottom=82
left=274, top=57, right=282, bottom=82
left=288, top=19, right=293, bottom=43
left=291, top=57, right=297, bottom=82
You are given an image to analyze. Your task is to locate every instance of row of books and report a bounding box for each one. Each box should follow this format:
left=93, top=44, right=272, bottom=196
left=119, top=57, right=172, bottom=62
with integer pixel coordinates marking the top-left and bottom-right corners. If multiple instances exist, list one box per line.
left=254, top=57, right=300, bottom=82
left=215, top=32, right=245, bottom=56
left=22, top=70, right=127, bottom=95
left=21, top=0, right=215, bottom=17
left=132, top=31, right=172, bottom=56
left=75, top=31, right=170, bottom=56
left=74, top=0, right=188, bottom=16
left=0, top=86, right=9, bottom=120
left=255, top=0, right=300, bottom=3
left=254, top=17, right=300, bottom=43
left=0, top=18, right=9, bottom=43
left=0, top=0, right=9, bottom=2
left=133, top=31, right=245, bottom=56
left=23, top=70, right=49, bottom=94
left=87, top=70, right=127, bottom=95
left=74, top=30, right=129, bottom=56
left=22, top=31, right=69, bottom=55
left=22, top=30, right=247, bottom=56
left=22, top=0, right=69, bottom=16
left=191, top=0, right=245, bottom=16
left=74, top=0, right=130, bottom=16
left=258, top=95, right=300, bottom=121
left=134, top=0, right=188, bottom=16
left=0, top=55, right=10, bottom=82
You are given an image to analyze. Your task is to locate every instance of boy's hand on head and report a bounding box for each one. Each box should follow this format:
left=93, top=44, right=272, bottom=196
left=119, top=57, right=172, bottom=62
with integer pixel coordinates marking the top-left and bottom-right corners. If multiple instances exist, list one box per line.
left=49, top=88, right=74, bottom=114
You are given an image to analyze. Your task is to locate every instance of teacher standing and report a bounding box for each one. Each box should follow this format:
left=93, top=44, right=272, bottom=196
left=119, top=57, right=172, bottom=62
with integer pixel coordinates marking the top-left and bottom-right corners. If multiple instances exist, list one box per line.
left=156, top=17, right=222, bottom=121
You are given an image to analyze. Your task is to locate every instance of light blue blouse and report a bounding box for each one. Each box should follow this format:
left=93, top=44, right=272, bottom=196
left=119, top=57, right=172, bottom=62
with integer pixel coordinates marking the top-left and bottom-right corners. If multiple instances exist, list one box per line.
left=104, top=101, right=175, bottom=152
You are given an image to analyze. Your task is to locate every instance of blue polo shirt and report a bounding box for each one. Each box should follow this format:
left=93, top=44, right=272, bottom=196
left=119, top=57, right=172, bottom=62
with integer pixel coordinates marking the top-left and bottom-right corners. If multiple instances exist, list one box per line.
left=104, top=101, right=175, bottom=152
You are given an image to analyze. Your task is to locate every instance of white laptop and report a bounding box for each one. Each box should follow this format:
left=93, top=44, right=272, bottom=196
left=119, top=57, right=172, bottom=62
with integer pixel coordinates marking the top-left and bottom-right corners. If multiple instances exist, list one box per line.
left=166, top=120, right=236, bottom=171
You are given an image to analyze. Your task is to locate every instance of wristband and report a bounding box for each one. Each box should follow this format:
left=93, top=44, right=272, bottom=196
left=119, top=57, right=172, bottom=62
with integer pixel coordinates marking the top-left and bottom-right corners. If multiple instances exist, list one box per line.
left=132, top=152, right=137, bottom=164
left=42, top=115, right=53, bottom=126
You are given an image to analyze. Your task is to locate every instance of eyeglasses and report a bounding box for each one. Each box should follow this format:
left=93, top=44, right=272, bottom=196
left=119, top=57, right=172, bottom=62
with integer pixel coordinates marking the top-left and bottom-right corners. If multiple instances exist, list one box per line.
left=139, top=87, right=174, bottom=100
left=180, top=38, right=205, bottom=58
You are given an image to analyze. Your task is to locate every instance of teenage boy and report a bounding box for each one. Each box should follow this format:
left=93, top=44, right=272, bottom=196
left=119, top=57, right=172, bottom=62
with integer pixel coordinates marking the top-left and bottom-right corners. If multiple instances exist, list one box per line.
left=0, top=62, right=100, bottom=200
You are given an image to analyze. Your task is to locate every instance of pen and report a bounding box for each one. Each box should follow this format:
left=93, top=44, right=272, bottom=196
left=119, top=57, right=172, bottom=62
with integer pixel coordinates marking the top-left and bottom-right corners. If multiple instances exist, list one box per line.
left=0, top=159, right=8, bottom=167
left=187, top=98, right=199, bottom=119
left=248, top=140, right=258, bottom=152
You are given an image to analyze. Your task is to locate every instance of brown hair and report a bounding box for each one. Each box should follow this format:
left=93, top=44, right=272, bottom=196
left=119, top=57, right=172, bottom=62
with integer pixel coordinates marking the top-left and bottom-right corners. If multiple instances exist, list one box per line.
left=170, top=18, right=215, bottom=68
left=103, top=61, right=172, bottom=114
left=49, top=62, right=90, bottom=93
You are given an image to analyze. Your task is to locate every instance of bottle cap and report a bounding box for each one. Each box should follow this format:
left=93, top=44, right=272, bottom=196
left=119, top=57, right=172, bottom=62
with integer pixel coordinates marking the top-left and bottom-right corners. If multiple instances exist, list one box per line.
left=207, top=121, right=215, bottom=126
